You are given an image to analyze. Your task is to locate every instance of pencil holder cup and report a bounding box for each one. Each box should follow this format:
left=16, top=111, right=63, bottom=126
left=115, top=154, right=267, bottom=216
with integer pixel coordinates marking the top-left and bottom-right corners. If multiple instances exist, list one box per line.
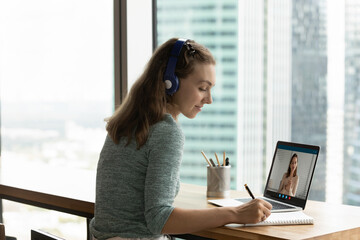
left=207, top=165, right=231, bottom=198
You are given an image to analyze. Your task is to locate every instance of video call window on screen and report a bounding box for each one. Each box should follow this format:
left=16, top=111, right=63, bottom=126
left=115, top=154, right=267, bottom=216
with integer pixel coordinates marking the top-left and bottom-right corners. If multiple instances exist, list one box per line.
left=266, top=144, right=318, bottom=200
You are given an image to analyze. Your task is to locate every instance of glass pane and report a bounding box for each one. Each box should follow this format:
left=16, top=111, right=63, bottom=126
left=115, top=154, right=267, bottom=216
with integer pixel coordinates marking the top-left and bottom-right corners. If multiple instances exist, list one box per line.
left=2, top=200, right=86, bottom=240
left=0, top=1, right=113, bottom=238
left=157, top=0, right=240, bottom=190
left=156, top=0, right=360, bottom=206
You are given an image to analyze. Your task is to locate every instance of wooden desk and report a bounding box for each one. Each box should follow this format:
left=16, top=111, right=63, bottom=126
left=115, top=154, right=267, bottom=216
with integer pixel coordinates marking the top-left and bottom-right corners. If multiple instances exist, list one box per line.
left=1, top=183, right=360, bottom=240
left=175, top=183, right=360, bottom=240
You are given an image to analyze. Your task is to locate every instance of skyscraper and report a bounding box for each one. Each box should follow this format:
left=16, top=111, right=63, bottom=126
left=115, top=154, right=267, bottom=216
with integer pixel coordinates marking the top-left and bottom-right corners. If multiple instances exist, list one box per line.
left=291, top=0, right=327, bottom=201
left=344, top=0, right=360, bottom=206
left=157, top=0, right=239, bottom=188
left=237, top=0, right=292, bottom=193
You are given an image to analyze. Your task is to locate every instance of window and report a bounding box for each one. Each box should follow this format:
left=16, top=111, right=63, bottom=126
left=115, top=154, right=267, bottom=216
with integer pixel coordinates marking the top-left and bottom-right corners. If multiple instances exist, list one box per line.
left=0, top=1, right=113, bottom=238
left=156, top=0, right=360, bottom=207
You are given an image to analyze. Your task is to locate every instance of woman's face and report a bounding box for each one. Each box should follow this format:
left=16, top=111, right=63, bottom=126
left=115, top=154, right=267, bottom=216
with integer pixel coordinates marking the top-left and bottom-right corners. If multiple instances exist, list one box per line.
left=290, top=157, right=298, bottom=171
left=170, top=63, right=216, bottom=119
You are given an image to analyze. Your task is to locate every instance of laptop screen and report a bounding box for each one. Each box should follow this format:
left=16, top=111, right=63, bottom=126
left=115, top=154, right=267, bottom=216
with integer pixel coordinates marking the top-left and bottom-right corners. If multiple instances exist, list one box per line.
left=263, top=141, right=320, bottom=209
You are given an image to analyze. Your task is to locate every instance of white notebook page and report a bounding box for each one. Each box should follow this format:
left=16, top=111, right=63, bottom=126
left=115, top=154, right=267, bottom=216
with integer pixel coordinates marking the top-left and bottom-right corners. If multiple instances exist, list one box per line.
left=226, top=211, right=314, bottom=227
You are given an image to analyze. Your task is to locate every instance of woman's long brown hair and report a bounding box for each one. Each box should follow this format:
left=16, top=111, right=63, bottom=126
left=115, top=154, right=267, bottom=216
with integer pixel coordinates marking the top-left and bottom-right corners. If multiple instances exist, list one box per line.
left=106, top=38, right=215, bottom=149
left=286, top=153, right=298, bottom=177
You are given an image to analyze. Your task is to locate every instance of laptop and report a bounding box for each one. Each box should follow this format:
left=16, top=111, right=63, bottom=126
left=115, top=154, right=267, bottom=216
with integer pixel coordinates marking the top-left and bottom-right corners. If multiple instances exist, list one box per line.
left=208, top=141, right=320, bottom=212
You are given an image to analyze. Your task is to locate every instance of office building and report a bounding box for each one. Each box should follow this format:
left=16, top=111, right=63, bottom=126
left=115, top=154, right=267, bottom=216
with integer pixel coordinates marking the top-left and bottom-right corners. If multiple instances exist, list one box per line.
left=157, top=0, right=239, bottom=188
left=237, top=0, right=292, bottom=192
left=344, top=0, right=360, bottom=206
left=291, top=0, right=327, bottom=201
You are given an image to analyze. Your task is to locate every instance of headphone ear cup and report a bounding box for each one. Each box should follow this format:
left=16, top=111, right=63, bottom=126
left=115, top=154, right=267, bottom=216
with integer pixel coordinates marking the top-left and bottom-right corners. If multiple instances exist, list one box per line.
left=164, top=75, right=179, bottom=95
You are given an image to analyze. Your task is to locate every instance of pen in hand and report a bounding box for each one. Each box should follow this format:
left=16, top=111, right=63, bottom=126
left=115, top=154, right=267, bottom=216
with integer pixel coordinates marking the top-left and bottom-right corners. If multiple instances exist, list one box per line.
left=244, top=184, right=255, bottom=199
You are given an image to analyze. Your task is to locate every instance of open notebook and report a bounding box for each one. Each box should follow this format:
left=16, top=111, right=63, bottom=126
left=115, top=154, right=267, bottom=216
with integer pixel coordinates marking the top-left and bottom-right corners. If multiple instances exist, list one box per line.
left=225, top=211, right=314, bottom=227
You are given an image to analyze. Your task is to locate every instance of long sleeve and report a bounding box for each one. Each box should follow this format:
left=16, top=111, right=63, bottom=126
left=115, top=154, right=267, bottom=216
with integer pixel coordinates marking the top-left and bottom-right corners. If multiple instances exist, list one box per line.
left=144, top=119, right=184, bottom=234
left=90, top=114, right=184, bottom=239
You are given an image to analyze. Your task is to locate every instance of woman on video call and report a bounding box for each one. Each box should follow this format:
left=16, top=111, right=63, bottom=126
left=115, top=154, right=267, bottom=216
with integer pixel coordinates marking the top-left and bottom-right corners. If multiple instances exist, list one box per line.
left=89, top=38, right=272, bottom=240
left=278, top=153, right=299, bottom=197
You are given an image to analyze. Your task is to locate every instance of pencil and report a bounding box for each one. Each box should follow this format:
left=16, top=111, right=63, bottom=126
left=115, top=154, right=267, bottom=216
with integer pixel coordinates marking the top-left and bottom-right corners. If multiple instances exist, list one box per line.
left=214, top=152, right=220, bottom=166
left=201, top=151, right=212, bottom=167
left=223, top=151, right=226, bottom=166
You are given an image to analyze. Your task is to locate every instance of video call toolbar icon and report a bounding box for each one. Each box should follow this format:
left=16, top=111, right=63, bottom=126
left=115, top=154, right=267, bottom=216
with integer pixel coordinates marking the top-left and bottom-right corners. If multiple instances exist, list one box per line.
left=279, top=193, right=291, bottom=200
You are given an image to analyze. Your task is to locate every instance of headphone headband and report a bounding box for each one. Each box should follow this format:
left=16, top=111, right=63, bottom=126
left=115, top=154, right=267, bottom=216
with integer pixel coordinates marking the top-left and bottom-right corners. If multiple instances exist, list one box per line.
left=163, top=39, right=188, bottom=95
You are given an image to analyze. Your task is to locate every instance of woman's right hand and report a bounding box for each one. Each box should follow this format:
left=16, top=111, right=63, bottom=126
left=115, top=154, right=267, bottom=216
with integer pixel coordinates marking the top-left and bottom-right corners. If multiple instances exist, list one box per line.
left=232, top=199, right=272, bottom=224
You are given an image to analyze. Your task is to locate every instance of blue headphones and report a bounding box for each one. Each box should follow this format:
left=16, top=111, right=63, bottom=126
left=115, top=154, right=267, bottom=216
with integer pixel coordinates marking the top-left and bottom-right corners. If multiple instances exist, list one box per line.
left=163, top=38, right=188, bottom=95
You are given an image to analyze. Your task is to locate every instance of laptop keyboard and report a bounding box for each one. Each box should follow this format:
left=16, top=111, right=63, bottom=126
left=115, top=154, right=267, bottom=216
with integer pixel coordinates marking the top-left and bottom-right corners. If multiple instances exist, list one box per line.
left=263, top=199, right=297, bottom=210
left=235, top=198, right=297, bottom=210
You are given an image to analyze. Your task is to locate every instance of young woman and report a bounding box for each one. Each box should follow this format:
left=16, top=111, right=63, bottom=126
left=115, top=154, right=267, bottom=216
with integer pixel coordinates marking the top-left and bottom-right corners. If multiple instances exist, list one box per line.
left=278, top=153, right=299, bottom=197
left=89, top=38, right=272, bottom=240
